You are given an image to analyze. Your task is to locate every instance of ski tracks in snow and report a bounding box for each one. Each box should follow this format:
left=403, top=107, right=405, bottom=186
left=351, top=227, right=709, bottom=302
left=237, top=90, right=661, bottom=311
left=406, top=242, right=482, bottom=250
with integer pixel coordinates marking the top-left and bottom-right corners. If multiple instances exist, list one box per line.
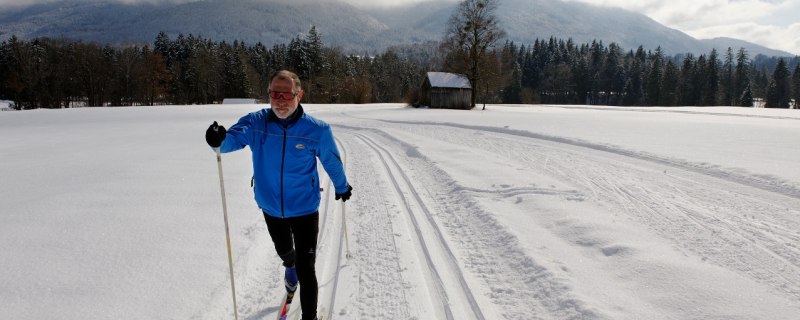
left=203, top=108, right=800, bottom=319
left=356, top=118, right=800, bottom=314
left=462, top=126, right=800, bottom=300
left=336, top=125, right=600, bottom=320
left=353, top=132, right=487, bottom=320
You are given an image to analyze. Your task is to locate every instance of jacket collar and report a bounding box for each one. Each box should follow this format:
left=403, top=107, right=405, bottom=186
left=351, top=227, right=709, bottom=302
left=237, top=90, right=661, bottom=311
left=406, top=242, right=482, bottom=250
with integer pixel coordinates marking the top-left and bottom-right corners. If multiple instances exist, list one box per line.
left=268, top=104, right=305, bottom=127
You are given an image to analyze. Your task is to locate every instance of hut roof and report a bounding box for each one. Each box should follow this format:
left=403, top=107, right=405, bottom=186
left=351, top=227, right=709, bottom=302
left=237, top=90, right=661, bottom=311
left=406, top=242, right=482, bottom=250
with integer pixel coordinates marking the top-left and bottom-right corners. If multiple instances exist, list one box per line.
left=426, top=72, right=471, bottom=89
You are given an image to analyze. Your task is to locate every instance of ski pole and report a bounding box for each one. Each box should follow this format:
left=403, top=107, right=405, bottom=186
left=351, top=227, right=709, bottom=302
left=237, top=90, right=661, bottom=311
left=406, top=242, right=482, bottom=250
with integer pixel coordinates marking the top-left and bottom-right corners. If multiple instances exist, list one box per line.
left=215, top=147, right=239, bottom=320
left=340, top=144, right=352, bottom=259
left=342, top=200, right=351, bottom=259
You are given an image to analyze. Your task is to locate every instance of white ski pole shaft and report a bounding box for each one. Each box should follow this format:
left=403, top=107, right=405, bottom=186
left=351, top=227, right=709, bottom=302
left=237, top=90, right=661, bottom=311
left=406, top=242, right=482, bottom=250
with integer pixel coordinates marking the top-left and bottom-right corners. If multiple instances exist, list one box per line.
left=215, top=148, right=239, bottom=320
left=340, top=144, right=352, bottom=259
left=342, top=201, right=351, bottom=259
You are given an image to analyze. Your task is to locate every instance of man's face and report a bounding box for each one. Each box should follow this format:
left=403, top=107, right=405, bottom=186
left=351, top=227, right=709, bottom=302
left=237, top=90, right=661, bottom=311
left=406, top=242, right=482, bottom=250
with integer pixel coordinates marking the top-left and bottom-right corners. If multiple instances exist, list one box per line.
left=269, top=77, right=303, bottom=119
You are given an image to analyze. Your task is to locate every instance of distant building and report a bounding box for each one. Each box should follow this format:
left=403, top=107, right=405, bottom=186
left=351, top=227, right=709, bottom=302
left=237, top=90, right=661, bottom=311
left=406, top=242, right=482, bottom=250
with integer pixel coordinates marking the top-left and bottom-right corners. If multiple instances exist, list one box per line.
left=419, top=72, right=472, bottom=109
left=222, top=98, right=258, bottom=104
left=0, top=100, right=13, bottom=111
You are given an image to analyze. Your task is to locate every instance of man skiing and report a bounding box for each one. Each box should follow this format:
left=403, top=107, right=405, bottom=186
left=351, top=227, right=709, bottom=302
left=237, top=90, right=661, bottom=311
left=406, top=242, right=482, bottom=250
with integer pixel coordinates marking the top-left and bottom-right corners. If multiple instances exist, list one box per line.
left=205, top=70, right=352, bottom=320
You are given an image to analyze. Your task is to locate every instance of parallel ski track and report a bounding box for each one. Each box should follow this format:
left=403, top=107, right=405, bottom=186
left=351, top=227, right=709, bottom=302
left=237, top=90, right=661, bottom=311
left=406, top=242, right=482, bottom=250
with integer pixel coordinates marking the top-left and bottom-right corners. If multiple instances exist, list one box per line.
left=316, top=137, right=347, bottom=320
left=352, top=132, right=486, bottom=320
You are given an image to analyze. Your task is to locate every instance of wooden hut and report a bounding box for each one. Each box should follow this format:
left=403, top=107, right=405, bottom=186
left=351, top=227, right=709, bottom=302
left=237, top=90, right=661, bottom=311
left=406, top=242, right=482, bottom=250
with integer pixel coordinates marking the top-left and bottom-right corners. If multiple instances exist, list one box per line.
left=419, top=72, right=472, bottom=109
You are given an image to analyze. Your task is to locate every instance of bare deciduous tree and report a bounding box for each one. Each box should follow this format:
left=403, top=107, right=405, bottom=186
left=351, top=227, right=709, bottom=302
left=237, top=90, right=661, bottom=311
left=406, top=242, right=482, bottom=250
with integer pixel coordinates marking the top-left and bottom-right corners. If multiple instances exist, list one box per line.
left=441, top=0, right=505, bottom=109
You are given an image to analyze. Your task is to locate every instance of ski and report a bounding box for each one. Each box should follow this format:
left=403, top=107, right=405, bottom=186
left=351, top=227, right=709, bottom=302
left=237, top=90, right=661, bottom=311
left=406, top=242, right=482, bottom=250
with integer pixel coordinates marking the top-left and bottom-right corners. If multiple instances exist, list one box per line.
left=276, top=291, right=295, bottom=320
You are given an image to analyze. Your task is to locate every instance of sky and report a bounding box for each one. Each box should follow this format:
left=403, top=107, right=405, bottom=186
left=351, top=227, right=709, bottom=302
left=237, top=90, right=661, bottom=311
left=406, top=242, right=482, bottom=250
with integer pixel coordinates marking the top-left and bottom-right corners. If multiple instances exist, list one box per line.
left=0, top=0, right=798, bottom=55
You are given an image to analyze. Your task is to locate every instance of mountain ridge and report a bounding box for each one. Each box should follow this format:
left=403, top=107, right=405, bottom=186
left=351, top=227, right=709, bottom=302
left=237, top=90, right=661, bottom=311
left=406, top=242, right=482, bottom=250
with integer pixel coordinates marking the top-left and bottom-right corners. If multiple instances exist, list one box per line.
left=0, top=0, right=792, bottom=57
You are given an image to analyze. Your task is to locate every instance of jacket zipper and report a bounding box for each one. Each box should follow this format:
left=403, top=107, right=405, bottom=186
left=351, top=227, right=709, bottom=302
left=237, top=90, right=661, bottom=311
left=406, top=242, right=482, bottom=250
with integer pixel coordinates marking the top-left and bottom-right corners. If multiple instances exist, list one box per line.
left=280, top=126, right=287, bottom=218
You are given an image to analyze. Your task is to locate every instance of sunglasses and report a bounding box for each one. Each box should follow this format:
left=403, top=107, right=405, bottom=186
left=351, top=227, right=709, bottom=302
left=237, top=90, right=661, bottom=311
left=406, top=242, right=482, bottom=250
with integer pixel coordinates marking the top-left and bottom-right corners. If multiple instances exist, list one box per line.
left=269, top=90, right=298, bottom=100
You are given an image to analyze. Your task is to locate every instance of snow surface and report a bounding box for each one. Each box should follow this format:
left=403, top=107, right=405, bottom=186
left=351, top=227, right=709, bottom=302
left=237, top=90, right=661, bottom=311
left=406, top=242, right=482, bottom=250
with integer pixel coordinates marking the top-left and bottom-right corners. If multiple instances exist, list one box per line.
left=2, top=104, right=800, bottom=320
left=426, top=72, right=472, bottom=89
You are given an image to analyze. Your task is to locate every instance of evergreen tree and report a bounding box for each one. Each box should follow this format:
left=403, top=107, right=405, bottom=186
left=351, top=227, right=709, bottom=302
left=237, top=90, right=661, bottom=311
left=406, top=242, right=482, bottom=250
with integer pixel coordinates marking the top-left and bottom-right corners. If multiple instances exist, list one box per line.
left=154, top=31, right=172, bottom=66
left=740, top=83, right=754, bottom=107
left=303, top=26, right=324, bottom=102
left=587, top=40, right=604, bottom=103
left=702, top=49, right=720, bottom=106
left=678, top=54, right=697, bottom=105
left=792, top=63, right=800, bottom=109
left=504, top=61, right=523, bottom=103
left=734, top=48, right=750, bottom=106
left=765, top=58, right=791, bottom=108
left=287, top=37, right=305, bottom=77
left=573, top=55, right=591, bottom=104
left=694, top=54, right=708, bottom=106
left=622, top=50, right=644, bottom=106
left=600, top=42, right=624, bottom=105
left=751, top=65, right=769, bottom=101
left=0, top=40, right=10, bottom=104
left=660, top=59, right=679, bottom=106
left=247, top=42, right=273, bottom=100
left=645, top=47, right=664, bottom=105
left=721, top=47, right=735, bottom=106
left=220, top=42, right=252, bottom=100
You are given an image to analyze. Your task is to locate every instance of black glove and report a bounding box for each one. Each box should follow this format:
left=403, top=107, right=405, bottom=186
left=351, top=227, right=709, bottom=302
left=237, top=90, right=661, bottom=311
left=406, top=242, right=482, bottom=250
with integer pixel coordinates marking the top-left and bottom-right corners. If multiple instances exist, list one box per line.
left=335, top=184, right=353, bottom=202
left=205, top=121, right=226, bottom=148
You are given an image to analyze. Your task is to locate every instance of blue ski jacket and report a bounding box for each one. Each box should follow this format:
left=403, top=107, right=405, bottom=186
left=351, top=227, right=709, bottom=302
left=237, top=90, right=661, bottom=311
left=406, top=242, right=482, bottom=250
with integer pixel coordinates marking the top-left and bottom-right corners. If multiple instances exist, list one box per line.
left=219, top=105, right=348, bottom=218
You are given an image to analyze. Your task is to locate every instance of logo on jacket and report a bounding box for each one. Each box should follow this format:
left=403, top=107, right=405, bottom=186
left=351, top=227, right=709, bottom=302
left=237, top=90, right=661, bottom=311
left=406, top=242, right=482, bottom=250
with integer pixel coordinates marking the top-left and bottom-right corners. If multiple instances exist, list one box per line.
left=295, top=144, right=306, bottom=150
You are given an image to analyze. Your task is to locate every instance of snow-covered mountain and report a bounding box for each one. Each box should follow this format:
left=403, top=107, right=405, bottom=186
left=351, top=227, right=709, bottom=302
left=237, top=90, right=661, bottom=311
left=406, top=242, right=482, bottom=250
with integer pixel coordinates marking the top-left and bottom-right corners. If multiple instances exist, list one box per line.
left=0, top=0, right=792, bottom=57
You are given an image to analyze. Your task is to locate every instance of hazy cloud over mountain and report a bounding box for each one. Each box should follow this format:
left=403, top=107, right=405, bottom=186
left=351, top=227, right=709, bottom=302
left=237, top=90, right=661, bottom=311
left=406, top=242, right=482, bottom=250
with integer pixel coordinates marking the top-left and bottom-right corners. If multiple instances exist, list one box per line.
left=0, top=0, right=185, bottom=8
left=0, top=0, right=796, bottom=55
left=568, top=0, right=800, bottom=55
left=0, top=0, right=456, bottom=8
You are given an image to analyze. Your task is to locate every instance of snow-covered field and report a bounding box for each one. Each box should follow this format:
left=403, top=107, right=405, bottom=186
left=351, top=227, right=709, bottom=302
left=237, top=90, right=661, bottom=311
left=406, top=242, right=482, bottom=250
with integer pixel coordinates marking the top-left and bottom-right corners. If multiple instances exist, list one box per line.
left=2, top=104, right=799, bottom=320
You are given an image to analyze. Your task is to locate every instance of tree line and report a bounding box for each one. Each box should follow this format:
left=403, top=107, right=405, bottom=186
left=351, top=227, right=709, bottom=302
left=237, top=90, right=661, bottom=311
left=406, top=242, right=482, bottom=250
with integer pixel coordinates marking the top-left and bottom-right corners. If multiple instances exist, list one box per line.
left=1, top=28, right=799, bottom=109
left=0, top=28, right=427, bottom=109
left=482, top=39, right=800, bottom=108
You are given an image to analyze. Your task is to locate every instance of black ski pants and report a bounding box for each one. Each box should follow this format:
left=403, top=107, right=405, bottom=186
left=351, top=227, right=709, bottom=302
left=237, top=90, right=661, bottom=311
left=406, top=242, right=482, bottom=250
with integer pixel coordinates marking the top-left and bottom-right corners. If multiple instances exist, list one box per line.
left=264, top=211, right=319, bottom=320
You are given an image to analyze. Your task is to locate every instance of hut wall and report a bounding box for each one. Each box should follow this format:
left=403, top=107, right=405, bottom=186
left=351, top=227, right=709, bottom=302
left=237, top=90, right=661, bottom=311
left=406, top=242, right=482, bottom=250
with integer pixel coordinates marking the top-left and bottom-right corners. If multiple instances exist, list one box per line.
left=430, top=88, right=471, bottom=109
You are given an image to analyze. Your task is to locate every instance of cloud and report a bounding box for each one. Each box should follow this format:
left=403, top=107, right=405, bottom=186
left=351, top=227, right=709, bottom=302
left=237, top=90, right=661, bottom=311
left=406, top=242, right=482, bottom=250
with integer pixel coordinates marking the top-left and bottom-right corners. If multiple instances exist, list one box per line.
left=689, top=22, right=800, bottom=55
left=567, top=0, right=800, bottom=55
left=341, top=0, right=462, bottom=8
left=0, top=0, right=40, bottom=8
left=0, top=0, right=447, bottom=9
left=0, top=0, right=193, bottom=8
